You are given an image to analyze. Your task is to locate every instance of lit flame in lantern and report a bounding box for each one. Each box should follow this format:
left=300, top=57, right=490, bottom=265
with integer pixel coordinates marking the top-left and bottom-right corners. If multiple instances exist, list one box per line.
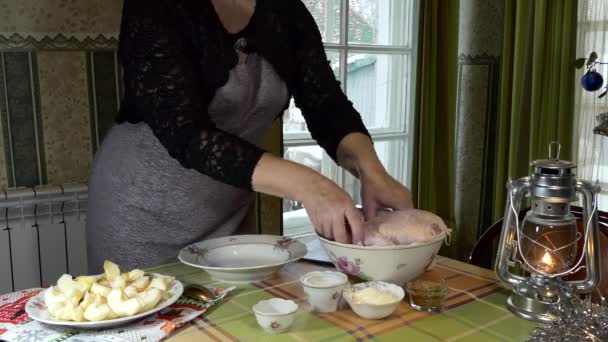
left=541, top=252, right=553, bottom=266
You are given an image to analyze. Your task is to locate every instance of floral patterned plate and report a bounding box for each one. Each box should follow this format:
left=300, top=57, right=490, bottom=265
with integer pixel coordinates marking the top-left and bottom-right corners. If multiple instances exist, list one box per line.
left=25, top=273, right=183, bottom=330
left=178, top=235, right=307, bottom=283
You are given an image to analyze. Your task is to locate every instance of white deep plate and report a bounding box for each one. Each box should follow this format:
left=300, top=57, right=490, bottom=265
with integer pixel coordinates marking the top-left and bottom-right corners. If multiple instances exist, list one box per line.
left=178, top=235, right=307, bottom=283
left=25, top=274, right=183, bottom=330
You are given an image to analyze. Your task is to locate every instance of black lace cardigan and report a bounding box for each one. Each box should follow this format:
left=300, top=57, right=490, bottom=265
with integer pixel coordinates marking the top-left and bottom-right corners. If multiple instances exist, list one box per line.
left=116, top=0, right=371, bottom=190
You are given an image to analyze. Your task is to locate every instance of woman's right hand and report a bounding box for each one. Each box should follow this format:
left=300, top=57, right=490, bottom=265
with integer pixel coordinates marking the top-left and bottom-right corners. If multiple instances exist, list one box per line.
left=300, top=177, right=364, bottom=244
left=252, top=153, right=363, bottom=244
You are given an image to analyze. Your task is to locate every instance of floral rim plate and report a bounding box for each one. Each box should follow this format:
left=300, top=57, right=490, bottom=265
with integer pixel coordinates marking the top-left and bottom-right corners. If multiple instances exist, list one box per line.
left=25, top=273, right=183, bottom=330
left=177, top=235, right=307, bottom=283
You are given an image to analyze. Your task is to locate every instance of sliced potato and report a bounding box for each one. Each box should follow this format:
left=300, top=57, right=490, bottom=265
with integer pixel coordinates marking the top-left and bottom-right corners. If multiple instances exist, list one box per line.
left=79, top=292, right=95, bottom=310
left=162, top=276, right=175, bottom=286
left=127, top=269, right=145, bottom=282
left=84, top=303, right=112, bottom=322
left=103, top=260, right=121, bottom=280
left=136, top=288, right=163, bottom=311
left=54, top=301, right=84, bottom=322
left=148, top=278, right=168, bottom=291
left=57, top=274, right=87, bottom=302
left=107, top=289, right=143, bottom=317
left=90, top=283, right=111, bottom=297
left=110, top=276, right=127, bottom=290
left=124, top=285, right=138, bottom=298
left=45, top=260, right=171, bottom=322
left=130, top=276, right=150, bottom=291
left=106, top=306, right=119, bottom=319
left=75, top=275, right=97, bottom=291
left=45, top=286, right=67, bottom=306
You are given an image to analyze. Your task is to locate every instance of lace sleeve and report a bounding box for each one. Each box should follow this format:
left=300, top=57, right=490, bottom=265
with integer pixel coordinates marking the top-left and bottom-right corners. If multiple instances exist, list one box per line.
left=290, top=0, right=371, bottom=162
left=119, top=0, right=264, bottom=190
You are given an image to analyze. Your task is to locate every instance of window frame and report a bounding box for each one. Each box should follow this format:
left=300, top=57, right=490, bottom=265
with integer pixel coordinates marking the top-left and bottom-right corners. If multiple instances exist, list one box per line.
left=282, top=0, right=419, bottom=236
left=574, top=0, right=608, bottom=210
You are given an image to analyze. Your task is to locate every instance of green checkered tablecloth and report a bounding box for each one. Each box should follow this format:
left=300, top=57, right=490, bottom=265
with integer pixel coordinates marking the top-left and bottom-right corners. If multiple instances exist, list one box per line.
left=148, top=257, right=537, bottom=341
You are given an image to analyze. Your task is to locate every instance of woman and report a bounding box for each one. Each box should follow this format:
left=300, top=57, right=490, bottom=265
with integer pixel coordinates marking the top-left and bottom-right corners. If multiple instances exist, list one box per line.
left=86, top=0, right=412, bottom=271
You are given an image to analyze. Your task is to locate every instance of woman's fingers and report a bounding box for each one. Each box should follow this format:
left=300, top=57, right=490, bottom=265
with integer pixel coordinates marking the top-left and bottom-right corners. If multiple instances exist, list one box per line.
left=322, top=219, right=334, bottom=241
left=345, top=207, right=364, bottom=244
left=300, top=175, right=362, bottom=244
left=363, top=200, right=378, bottom=222
left=332, top=212, right=348, bottom=244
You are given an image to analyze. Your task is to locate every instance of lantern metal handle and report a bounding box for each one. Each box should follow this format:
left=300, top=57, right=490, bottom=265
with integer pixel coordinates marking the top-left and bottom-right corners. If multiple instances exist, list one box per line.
left=495, top=177, right=530, bottom=288
left=548, top=141, right=561, bottom=160
left=568, top=180, right=601, bottom=292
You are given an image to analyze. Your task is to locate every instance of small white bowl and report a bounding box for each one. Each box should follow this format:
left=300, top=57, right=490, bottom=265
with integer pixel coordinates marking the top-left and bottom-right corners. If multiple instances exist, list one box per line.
left=301, top=271, right=348, bottom=313
left=252, top=298, right=298, bottom=333
left=343, top=281, right=405, bottom=320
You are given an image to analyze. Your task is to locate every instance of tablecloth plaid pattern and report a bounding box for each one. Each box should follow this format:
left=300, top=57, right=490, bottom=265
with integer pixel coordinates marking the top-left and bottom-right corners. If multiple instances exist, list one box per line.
left=149, top=257, right=537, bottom=342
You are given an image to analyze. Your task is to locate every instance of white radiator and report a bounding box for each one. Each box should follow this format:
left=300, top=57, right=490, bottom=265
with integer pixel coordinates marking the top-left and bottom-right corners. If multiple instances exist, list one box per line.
left=0, top=183, right=88, bottom=293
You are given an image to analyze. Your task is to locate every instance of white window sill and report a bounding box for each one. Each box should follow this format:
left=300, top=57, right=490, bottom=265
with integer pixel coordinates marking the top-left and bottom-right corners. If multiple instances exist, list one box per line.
left=283, top=208, right=314, bottom=237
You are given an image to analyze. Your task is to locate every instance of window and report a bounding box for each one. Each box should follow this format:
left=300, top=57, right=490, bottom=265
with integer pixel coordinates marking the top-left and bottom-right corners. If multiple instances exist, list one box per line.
left=282, top=0, right=419, bottom=236
left=574, top=0, right=608, bottom=210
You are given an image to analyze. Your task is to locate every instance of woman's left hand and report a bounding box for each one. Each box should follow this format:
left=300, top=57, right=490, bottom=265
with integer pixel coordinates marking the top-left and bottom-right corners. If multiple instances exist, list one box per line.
left=336, top=132, right=413, bottom=220
left=360, top=168, right=413, bottom=220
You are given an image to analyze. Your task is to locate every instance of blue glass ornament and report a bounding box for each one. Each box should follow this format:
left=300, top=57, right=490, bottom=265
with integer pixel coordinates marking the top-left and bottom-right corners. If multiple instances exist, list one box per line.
left=582, top=70, right=604, bottom=91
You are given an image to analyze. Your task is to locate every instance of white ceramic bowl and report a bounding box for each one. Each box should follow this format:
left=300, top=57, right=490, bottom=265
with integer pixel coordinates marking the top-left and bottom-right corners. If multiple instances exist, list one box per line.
left=316, top=232, right=445, bottom=286
left=253, top=298, right=298, bottom=333
left=301, top=271, right=348, bottom=313
left=178, top=235, right=307, bottom=283
left=343, top=281, right=405, bottom=320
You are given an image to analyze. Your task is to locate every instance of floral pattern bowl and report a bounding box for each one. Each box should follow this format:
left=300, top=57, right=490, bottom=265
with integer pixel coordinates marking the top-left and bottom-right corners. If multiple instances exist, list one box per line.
left=300, top=271, right=348, bottom=313
left=252, top=298, right=298, bottom=333
left=316, top=232, right=446, bottom=286
left=178, top=235, right=307, bottom=283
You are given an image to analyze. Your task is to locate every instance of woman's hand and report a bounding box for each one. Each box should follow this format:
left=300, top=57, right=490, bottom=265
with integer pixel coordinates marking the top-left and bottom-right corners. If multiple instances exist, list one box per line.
left=360, top=168, right=413, bottom=220
left=336, top=133, right=413, bottom=220
left=300, top=176, right=364, bottom=244
left=251, top=153, right=364, bottom=244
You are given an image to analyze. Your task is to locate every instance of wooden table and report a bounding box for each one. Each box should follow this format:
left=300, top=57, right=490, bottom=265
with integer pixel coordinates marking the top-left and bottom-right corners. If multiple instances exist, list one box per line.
left=147, top=256, right=537, bottom=341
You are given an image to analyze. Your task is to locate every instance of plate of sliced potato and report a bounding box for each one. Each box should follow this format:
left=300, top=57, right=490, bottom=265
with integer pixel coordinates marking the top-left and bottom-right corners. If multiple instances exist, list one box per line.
left=25, top=260, right=183, bottom=329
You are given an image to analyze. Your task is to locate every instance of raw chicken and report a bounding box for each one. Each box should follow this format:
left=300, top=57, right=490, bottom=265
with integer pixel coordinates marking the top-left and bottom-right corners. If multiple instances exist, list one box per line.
left=362, top=209, right=450, bottom=247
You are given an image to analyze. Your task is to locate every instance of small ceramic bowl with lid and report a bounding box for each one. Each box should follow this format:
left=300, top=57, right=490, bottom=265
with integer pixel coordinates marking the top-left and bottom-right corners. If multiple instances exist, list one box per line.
left=343, top=281, right=405, bottom=319
left=301, top=271, right=349, bottom=313
left=252, top=298, right=298, bottom=333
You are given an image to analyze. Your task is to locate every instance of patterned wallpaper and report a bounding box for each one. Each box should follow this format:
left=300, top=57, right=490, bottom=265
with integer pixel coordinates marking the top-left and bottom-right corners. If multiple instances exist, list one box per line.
left=0, top=0, right=282, bottom=233
left=0, top=0, right=122, bottom=189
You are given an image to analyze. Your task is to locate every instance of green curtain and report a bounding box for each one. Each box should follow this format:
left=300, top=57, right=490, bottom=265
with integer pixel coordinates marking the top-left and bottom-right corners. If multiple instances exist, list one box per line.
left=491, top=0, right=578, bottom=221
left=412, top=0, right=460, bottom=258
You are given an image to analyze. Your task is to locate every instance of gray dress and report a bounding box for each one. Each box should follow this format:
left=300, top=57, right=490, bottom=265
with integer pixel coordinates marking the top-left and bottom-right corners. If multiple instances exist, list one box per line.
left=86, top=50, right=288, bottom=271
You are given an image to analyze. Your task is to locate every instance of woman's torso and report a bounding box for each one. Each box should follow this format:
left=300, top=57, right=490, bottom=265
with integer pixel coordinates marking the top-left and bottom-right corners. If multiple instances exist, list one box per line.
left=86, top=48, right=288, bottom=270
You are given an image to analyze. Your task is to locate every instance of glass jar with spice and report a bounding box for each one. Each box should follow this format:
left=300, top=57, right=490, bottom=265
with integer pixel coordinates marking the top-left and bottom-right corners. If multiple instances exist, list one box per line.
left=405, top=275, right=448, bottom=312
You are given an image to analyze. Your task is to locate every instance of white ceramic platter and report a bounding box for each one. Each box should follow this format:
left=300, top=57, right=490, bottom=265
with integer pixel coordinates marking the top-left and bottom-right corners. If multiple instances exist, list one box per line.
left=178, top=235, right=307, bottom=283
left=25, top=273, right=183, bottom=330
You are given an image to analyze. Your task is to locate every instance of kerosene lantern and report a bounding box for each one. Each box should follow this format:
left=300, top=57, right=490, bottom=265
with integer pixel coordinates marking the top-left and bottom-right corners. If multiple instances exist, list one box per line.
left=495, top=142, right=601, bottom=322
